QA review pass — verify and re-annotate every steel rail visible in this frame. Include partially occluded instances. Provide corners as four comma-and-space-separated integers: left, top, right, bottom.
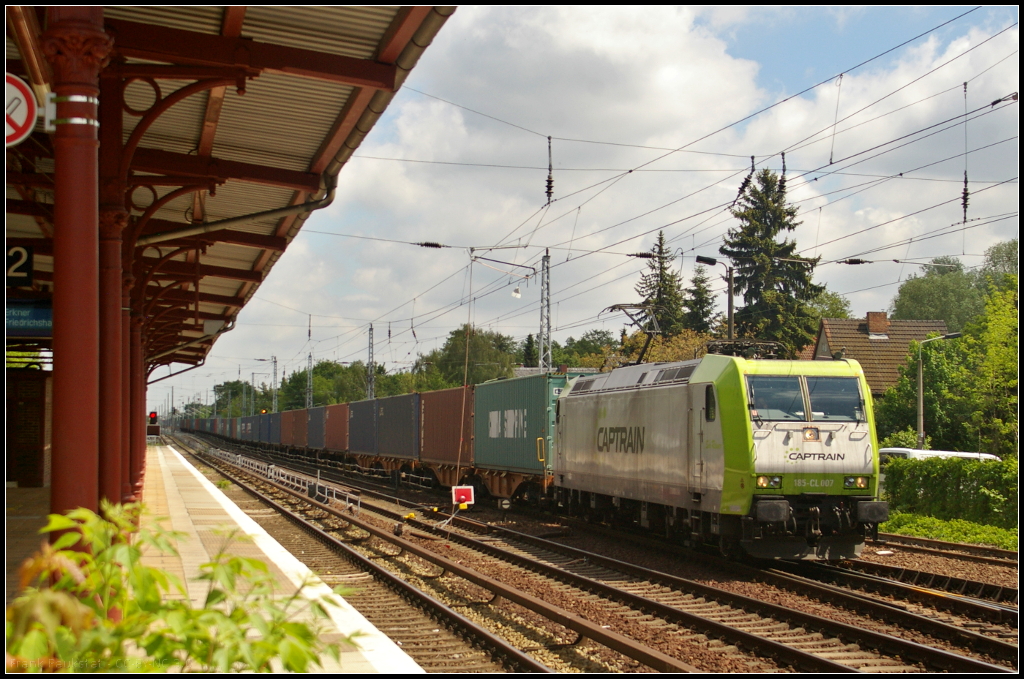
190, 444, 700, 673
836, 558, 1018, 604
873, 534, 1018, 566
785, 562, 1018, 627
467, 505, 1020, 666
178, 437, 1013, 672
408, 519, 1010, 674
171, 438, 551, 674
193, 441, 995, 673
754, 567, 1018, 665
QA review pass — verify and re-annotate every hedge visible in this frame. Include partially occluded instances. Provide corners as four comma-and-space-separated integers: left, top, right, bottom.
881, 457, 1017, 530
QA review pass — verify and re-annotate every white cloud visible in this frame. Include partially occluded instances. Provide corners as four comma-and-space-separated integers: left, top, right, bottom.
152, 9, 1018, 407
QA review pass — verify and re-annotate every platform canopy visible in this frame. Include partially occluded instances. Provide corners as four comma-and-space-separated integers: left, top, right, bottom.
6, 6, 454, 369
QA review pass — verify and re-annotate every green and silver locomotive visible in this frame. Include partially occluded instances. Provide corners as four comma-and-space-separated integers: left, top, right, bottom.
554, 354, 888, 560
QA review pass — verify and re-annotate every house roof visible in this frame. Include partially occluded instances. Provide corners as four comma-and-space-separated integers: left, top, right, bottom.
814, 317, 948, 394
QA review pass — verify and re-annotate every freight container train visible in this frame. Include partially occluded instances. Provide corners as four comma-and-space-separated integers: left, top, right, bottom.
181, 355, 887, 560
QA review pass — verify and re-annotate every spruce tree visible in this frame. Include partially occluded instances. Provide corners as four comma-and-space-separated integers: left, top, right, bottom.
634, 231, 685, 336
682, 264, 716, 334
719, 168, 822, 356
522, 334, 538, 367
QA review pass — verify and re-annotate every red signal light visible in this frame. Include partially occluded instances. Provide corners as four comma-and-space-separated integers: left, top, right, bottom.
148, 411, 158, 424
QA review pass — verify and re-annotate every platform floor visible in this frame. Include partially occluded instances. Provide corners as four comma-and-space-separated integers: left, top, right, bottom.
5, 444, 423, 674
6, 485, 50, 606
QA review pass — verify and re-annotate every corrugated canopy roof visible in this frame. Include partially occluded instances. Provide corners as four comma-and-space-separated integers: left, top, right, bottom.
6, 6, 454, 368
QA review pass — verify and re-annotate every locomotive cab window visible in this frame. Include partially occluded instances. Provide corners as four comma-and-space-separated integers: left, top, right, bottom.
746, 375, 803, 420
746, 374, 865, 423
806, 376, 864, 421
705, 384, 716, 421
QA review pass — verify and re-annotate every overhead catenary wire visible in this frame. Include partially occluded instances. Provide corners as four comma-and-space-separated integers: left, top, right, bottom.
214, 11, 1014, 373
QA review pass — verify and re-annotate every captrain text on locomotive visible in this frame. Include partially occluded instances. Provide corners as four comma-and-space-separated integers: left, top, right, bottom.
181, 354, 888, 560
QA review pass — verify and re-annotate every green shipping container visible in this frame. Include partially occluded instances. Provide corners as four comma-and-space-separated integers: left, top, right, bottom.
473, 373, 586, 474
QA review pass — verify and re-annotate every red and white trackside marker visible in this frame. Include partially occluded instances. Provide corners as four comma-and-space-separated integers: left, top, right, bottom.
6, 73, 37, 148
452, 485, 475, 506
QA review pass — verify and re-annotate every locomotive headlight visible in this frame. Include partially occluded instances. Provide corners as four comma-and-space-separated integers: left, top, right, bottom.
756, 475, 782, 489
844, 476, 870, 489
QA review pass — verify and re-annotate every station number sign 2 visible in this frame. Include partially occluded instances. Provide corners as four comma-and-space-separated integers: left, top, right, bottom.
7, 245, 33, 287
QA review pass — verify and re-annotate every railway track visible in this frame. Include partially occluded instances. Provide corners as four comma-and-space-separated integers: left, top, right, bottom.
872, 534, 1018, 567
831, 558, 1018, 606
777, 561, 1017, 627
172, 438, 541, 673
181, 437, 1011, 673
177, 438, 700, 673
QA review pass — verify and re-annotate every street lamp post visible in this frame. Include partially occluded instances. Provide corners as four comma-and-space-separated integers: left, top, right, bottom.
917, 332, 962, 448
695, 255, 733, 339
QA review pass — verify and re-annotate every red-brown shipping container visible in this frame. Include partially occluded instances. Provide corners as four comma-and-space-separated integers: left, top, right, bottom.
293, 408, 308, 448
280, 410, 298, 446
419, 386, 474, 466
324, 403, 349, 452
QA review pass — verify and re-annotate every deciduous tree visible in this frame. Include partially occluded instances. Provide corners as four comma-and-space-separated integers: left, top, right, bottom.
889, 256, 984, 333
806, 288, 852, 320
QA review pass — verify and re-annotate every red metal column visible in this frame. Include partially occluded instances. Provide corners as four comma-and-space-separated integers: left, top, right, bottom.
130, 307, 146, 498
42, 7, 112, 515
121, 272, 134, 502
98, 68, 126, 504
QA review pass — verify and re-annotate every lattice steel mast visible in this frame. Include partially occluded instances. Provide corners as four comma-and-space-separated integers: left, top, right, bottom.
539, 249, 551, 371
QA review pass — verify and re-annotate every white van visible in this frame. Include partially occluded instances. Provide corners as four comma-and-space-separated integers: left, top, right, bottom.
879, 448, 1001, 463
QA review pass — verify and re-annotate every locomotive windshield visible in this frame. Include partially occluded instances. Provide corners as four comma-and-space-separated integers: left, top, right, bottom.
746, 374, 865, 422
746, 376, 804, 420
806, 376, 864, 422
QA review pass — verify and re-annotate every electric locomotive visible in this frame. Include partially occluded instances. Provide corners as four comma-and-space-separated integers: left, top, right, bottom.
553, 354, 888, 560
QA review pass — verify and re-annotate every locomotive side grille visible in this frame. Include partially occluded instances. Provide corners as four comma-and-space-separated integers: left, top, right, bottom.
656, 365, 696, 383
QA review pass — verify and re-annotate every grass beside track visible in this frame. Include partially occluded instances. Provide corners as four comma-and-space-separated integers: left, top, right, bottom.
881, 512, 1018, 551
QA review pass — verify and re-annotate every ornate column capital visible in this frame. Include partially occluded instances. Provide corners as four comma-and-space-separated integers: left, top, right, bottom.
100, 209, 129, 239
41, 19, 113, 87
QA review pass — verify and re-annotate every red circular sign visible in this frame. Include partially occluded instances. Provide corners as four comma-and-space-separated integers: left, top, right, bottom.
6, 73, 38, 148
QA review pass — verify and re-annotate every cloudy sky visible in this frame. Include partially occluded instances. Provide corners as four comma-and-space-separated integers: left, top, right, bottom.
149, 6, 1019, 411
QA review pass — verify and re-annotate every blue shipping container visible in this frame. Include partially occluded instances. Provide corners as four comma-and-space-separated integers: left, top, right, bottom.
349, 400, 376, 455
307, 407, 326, 449
377, 393, 420, 460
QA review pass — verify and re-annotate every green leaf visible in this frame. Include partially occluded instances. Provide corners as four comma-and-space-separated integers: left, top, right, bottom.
204, 588, 227, 607
277, 637, 310, 673
15, 627, 52, 660
50, 531, 82, 550
41, 514, 77, 534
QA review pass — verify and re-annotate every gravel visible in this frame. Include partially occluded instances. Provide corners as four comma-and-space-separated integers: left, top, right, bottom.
858, 543, 1019, 590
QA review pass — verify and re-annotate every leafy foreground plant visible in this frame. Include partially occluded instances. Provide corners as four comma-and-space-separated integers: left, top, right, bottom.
6, 502, 356, 672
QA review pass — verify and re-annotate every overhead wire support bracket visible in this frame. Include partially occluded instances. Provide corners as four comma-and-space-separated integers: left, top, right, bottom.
603, 303, 661, 366
471, 255, 536, 279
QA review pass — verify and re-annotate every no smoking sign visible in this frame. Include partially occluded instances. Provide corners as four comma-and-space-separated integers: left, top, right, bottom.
6, 73, 37, 148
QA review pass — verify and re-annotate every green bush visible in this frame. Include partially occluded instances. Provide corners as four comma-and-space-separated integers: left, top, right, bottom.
882, 512, 1018, 550
879, 426, 930, 450
6, 502, 354, 672
882, 457, 1017, 529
